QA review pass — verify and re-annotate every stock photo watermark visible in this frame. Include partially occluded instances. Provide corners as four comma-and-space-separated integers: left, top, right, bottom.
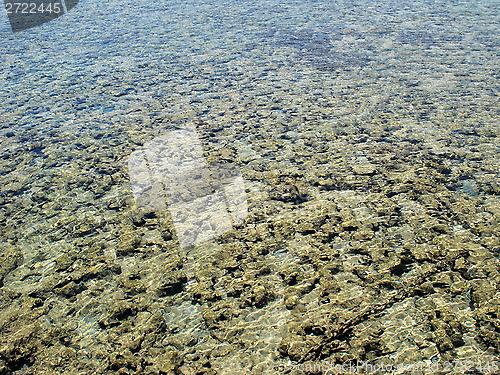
128, 127, 248, 248
281, 359, 500, 374
3, 0, 79, 32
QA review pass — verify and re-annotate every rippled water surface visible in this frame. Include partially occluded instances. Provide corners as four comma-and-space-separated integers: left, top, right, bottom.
0, 0, 499, 373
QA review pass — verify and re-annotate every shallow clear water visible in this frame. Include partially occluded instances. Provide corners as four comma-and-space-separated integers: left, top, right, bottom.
0, 0, 499, 373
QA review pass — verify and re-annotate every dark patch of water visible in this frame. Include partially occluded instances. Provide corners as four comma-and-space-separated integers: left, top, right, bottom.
268, 27, 373, 71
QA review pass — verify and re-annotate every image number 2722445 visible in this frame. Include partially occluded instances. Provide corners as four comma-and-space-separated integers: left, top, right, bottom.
3, 0, 79, 32
4, 2, 62, 14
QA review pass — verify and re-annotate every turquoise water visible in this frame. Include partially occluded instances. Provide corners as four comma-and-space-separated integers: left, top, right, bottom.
0, 0, 499, 373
